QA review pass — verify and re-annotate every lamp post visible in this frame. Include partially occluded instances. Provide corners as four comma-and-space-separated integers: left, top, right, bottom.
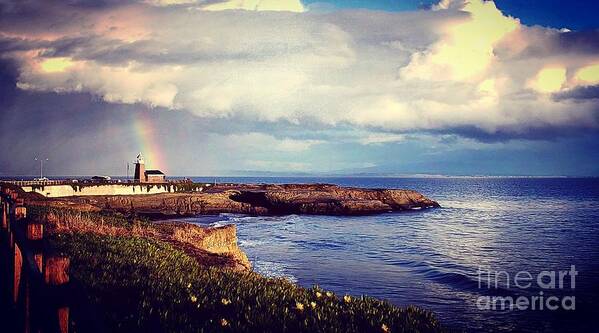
34, 157, 49, 179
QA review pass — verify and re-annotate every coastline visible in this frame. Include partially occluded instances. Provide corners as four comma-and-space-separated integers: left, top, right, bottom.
6, 182, 447, 332
20, 182, 440, 271
24, 183, 440, 217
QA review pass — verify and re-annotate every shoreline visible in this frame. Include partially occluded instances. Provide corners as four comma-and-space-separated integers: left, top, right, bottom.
6, 181, 449, 332
22, 182, 440, 217
8, 181, 442, 272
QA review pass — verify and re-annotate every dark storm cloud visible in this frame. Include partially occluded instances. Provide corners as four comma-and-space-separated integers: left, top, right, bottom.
0, 36, 51, 53
62, 0, 138, 8
0, 90, 130, 175
0, 57, 17, 108
429, 125, 599, 143
1, 0, 599, 177
0, 1, 92, 34
553, 85, 599, 101
0, 0, 133, 13
554, 30, 599, 54
0, 88, 216, 175
509, 28, 599, 59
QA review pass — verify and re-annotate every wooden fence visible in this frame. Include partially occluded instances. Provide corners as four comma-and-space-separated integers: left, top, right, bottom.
0, 186, 104, 333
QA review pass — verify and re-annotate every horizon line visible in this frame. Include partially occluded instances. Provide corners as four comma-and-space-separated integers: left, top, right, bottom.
1, 174, 598, 179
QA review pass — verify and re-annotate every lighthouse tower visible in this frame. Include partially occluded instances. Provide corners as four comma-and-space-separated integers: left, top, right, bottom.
134, 153, 146, 183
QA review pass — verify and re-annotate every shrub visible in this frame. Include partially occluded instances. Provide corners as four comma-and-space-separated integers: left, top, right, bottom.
49, 233, 446, 333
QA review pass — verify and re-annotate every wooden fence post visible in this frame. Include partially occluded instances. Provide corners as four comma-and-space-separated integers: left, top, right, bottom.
0, 188, 85, 333
1, 200, 7, 230
22, 220, 44, 333
16, 199, 26, 220
12, 205, 27, 306
27, 222, 44, 271
14, 243, 23, 304
0, 196, 9, 306
44, 256, 70, 333
5, 198, 17, 309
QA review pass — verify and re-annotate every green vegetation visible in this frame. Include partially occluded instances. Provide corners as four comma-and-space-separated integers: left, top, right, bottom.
29, 206, 149, 230
47, 232, 446, 333
27, 205, 446, 332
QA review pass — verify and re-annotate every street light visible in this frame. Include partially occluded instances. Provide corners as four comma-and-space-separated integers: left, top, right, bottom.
34, 157, 49, 179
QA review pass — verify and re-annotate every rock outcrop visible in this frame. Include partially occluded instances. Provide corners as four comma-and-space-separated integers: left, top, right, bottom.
42, 183, 439, 217
35, 205, 251, 270
23, 183, 439, 271
156, 223, 251, 270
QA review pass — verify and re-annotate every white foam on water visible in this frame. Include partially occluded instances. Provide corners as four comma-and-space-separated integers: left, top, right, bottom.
226, 215, 259, 223
239, 239, 265, 248
252, 260, 298, 283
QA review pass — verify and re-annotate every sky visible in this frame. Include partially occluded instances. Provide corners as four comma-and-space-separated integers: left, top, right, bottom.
0, 0, 598, 177
304, 1, 599, 30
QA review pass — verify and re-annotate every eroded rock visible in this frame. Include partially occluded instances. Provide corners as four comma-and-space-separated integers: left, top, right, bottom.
45, 183, 439, 217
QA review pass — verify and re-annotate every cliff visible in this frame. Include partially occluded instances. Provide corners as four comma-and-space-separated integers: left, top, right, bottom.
35, 206, 251, 270
19, 182, 439, 274
155, 222, 250, 270
36, 183, 439, 217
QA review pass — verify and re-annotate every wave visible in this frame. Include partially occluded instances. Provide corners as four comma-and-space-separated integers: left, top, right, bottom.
239, 239, 266, 248
252, 260, 298, 283
408, 263, 515, 296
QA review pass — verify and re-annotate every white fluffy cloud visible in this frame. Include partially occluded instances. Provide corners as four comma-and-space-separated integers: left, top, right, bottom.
4, 0, 599, 141
402, 0, 519, 81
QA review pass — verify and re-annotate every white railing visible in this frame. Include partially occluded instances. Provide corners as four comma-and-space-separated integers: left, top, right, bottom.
0, 180, 70, 187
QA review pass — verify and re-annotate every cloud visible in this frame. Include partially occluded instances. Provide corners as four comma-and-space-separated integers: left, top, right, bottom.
39, 57, 74, 73
143, 0, 305, 12
244, 160, 310, 171
575, 63, 599, 85
553, 85, 599, 101
218, 132, 323, 152
358, 133, 406, 145
1, 0, 599, 143
402, 0, 519, 81
203, 0, 305, 12
527, 66, 567, 93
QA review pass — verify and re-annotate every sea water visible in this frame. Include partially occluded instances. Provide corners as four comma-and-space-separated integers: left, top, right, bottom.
180, 177, 599, 332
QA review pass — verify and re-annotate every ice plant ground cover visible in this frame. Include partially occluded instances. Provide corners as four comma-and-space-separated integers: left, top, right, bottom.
35, 208, 446, 332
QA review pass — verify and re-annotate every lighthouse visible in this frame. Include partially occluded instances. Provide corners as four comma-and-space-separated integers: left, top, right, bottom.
134, 152, 146, 183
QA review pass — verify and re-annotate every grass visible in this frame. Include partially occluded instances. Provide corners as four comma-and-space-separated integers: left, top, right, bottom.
28, 206, 153, 236
49, 233, 446, 333
29, 206, 447, 332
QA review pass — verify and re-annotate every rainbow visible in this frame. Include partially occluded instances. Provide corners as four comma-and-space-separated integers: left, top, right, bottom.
132, 112, 167, 172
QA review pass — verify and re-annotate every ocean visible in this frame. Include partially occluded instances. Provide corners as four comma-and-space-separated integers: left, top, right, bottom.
179, 177, 599, 332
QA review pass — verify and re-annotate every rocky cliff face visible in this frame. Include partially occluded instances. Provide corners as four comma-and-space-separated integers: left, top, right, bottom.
34, 204, 251, 270
157, 223, 251, 270
24, 183, 439, 271
50, 183, 439, 217
242, 185, 440, 215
